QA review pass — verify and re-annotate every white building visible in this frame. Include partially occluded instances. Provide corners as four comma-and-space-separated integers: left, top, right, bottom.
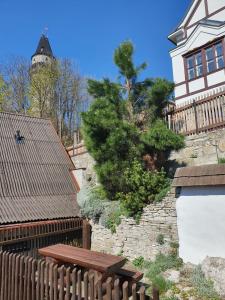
168, 0, 225, 106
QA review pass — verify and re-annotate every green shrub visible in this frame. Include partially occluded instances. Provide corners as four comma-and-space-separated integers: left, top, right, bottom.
156, 234, 165, 245
133, 256, 145, 269
116, 160, 170, 217
191, 266, 220, 300
218, 158, 225, 164
77, 185, 105, 222
151, 275, 173, 294
100, 201, 122, 233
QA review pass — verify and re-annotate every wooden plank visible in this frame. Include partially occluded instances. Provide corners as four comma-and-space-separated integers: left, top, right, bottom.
89, 274, 95, 300
39, 244, 126, 273
77, 270, 82, 300
45, 262, 49, 300
139, 286, 145, 300
1, 252, 6, 300
132, 283, 137, 300
59, 266, 64, 300
14, 255, 20, 300
97, 279, 103, 300
31, 259, 36, 300
84, 272, 88, 300
36, 260, 41, 300
26, 258, 32, 300
152, 287, 159, 300
18, 255, 24, 300
49, 263, 54, 300
71, 268, 77, 300
114, 279, 120, 300
53, 265, 58, 300
122, 281, 128, 300
10, 254, 16, 300
65, 267, 71, 300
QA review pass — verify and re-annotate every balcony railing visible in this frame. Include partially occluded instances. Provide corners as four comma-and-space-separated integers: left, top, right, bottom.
167, 88, 225, 135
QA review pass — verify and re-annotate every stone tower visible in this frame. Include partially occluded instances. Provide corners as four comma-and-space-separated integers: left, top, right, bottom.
31, 34, 55, 66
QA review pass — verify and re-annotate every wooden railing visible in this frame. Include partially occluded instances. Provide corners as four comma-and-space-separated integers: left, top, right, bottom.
0, 251, 160, 300
0, 218, 83, 257
167, 88, 225, 135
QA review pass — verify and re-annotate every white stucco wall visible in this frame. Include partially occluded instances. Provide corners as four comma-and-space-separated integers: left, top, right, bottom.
208, 0, 225, 15
177, 186, 225, 264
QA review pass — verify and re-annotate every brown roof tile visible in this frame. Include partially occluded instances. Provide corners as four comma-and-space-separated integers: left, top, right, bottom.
0, 112, 79, 224
173, 164, 225, 187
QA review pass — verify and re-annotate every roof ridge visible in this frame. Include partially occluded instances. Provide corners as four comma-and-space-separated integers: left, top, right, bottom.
0, 111, 51, 121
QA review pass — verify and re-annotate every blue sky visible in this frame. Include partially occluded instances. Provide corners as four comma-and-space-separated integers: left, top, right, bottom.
0, 0, 190, 81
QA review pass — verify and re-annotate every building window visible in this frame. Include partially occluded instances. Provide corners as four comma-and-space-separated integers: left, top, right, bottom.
215, 42, 224, 69
206, 46, 215, 73
185, 40, 225, 80
187, 52, 203, 80
206, 42, 224, 73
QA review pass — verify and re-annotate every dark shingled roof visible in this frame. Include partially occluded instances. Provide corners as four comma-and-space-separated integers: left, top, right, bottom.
0, 112, 79, 224
173, 164, 225, 187
32, 34, 54, 59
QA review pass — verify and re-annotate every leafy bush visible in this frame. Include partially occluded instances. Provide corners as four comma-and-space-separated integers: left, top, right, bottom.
218, 157, 225, 164
156, 234, 165, 245
100, 201, 122, 233
77, 185, 105, 222
191, 266, 220, 300
133, 256, 145, 269
116, 160, 170, 217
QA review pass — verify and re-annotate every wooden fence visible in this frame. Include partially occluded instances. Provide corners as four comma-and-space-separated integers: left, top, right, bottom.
0, 251, 160, 300
0, 218, 83, 257
167, 89, 225, 135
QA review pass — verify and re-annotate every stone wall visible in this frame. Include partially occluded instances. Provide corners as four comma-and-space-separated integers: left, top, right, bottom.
170, 128, 225, 167
91, 191, 178, 261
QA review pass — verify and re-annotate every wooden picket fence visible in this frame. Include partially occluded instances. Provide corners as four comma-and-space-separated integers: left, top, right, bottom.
167, 88, 225, 135
0, 251, 160, 300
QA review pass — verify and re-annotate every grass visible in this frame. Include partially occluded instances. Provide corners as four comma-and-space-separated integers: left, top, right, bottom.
191, 266, 220, 300
133, 253, 183, 295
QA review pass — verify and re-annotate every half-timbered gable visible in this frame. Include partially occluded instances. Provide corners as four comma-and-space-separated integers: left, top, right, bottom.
168, 0, 225, 106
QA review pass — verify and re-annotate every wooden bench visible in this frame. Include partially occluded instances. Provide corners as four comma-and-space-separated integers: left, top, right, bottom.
116, 266, 143, 283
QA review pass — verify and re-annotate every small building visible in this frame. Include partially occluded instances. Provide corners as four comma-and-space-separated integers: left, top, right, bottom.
173, 164, 225, 264
0, 112, 83, 256
168, 0, 225, 106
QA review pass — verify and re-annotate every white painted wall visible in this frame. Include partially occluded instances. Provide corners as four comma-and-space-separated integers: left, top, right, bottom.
175, 84, 187, 98
207, 69, 225, 87
177, 186, 225, 264
188, 0, 206, 27
208, 0, 225, 15
189, 77, 205, 93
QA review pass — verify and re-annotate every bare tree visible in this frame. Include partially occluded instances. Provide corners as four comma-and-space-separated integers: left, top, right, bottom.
0, 56, 30, 113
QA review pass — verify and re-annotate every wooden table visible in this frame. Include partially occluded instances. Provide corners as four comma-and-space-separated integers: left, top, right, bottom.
38, 244, 126, 275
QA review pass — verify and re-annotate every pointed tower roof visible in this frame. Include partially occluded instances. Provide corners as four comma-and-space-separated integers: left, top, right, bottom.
32, 34, 55, 59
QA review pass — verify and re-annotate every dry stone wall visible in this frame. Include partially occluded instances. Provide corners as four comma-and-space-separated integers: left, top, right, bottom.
170, 128, 225, 167
91, 192, 178, 261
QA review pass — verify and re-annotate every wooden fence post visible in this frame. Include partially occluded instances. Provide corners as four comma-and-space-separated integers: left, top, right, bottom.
193, 100, 199, 134
82, 220, 91, 250
152, 287, 159, 300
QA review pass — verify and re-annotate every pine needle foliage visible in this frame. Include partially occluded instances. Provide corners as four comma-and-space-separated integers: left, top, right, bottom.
82, 41, 184, 216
